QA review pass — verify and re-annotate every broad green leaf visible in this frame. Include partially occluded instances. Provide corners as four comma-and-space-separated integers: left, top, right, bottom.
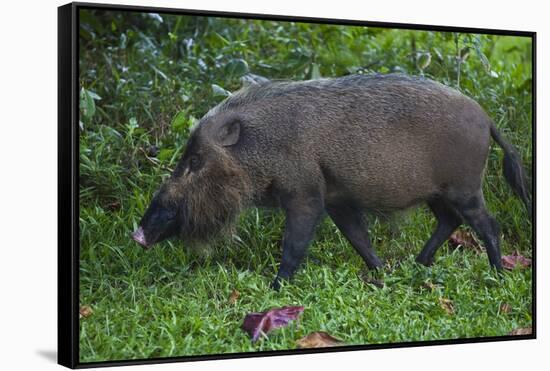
119, 33, 127, 49
241, 73, 270, 87
86, 90, 102, 100
474, 45, 491, 71
212, 84, 231, 97
158, 148, 175, 162
128, 117, 138, 129
224, 59, 249, 78
148, 13, 163, 23
125, 117, 138, 137
460, 47, 470, 62
310, 63, 322, 79
188, 115, 199, 131
417, 52, 431, 70
80, 88, 96, 120
171, 111, 188, 132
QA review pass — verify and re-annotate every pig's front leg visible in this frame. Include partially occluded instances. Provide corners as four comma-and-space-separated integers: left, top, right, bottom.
271, 196, 324, 290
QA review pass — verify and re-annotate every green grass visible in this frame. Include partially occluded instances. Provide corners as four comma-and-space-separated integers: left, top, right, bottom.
80, 207, 532, 362
78, 9, 533, 363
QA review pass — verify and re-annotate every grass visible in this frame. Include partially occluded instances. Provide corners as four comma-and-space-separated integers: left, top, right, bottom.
78, 9, 533, 363
80, 207, 532, 362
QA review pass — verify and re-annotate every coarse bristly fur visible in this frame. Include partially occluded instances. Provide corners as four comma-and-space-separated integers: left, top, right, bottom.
164, 145, 252, 247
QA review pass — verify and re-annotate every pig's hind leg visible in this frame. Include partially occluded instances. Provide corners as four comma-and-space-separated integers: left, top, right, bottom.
326, 204, 384, 269
416, 198, 462, 266
449, 191, 503, 269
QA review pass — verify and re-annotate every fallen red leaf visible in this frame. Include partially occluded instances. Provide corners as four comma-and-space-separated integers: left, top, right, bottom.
296, 331, 343, 348
509, 327, 532, 336
242, 306, 304, 342
502, 252, 531, 270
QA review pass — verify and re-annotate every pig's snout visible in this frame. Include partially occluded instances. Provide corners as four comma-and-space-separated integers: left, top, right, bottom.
132, 226, 150, 249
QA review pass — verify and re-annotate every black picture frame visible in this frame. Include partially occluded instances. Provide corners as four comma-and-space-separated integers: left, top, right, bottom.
58, 2, 536, 368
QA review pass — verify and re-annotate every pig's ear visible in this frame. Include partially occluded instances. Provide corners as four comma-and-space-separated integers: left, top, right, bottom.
217, 119, 240, 146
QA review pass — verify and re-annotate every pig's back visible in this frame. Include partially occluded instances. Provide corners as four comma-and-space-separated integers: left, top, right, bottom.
308, 75, 491, 210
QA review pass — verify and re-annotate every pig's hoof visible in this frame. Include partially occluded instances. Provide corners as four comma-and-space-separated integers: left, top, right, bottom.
270, 277, 283, 291
490, 261, 504, 273
368, 261, 384, 270
415, 256, 434, 267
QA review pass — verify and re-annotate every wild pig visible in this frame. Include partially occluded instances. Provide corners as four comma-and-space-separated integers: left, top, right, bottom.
132, 74, 531, 289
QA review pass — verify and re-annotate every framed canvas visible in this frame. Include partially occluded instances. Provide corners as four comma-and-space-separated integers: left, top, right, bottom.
58, 2, 536, 368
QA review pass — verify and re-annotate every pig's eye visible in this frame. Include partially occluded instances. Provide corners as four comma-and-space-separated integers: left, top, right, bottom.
189, 154, 201, 171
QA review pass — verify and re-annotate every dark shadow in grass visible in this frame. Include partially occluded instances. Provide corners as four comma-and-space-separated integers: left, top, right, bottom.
36, 349, 57, 363
181, 242, 281, 274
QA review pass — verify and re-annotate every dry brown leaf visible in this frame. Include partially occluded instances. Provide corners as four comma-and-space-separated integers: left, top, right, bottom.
296, 331, 344, 348
79, 305, 93, 319
359, 271, 384, 288
229, 289, 240, 305
509, 327, 532, 336
448, 230, 481, 251
422, 280, 442, 291
439, 298, 454, 315
423, 281, 436, 290
500, 303, 512, 314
